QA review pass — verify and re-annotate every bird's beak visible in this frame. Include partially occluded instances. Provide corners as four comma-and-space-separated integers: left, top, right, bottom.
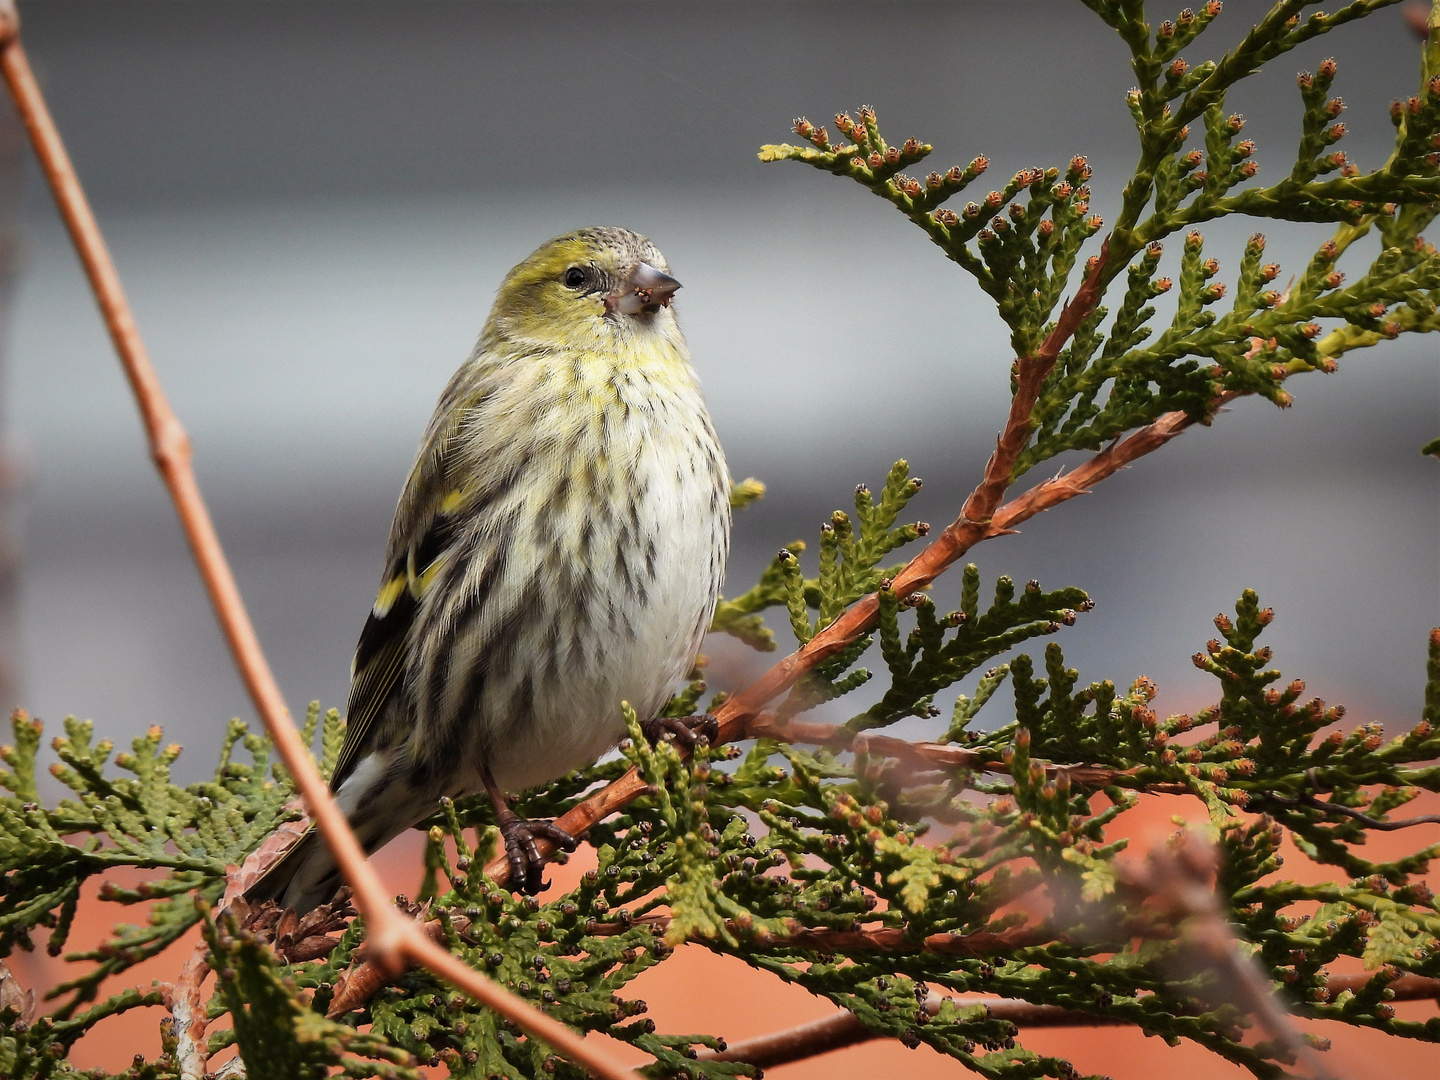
608, 262, 681, 316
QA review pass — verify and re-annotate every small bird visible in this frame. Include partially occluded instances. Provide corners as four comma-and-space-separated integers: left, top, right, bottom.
248, 227, 731, 911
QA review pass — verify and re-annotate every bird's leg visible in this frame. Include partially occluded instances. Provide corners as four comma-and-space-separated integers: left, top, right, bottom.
480, 763, 577, 895
640, 714, 719, 753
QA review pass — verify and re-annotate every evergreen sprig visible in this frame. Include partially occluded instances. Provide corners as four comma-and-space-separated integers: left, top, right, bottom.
711, 459, 928, 651
763, 1, 1440, 484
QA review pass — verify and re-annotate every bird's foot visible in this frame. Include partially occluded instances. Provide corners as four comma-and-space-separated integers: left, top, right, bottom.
641, 714, 719, 753
498, 812, 577, 895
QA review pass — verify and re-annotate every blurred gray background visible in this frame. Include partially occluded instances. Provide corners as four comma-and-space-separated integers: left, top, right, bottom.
4, 0, 1435, 784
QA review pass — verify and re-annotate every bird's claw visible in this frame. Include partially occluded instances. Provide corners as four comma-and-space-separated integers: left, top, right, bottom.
499, 815, 577, 895
640, 714, 719, 753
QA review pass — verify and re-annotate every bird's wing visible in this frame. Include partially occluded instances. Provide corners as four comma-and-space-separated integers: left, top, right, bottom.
329, 405, 471, 794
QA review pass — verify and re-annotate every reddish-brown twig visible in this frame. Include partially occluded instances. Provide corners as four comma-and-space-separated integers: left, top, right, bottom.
700, 994, 1130, 1069
161, 943, 212, 1080
960, 238, 1113, 525
326, 913, 1050, 1017
1265, 790, 1440, 831
700, 974, 1440, 1070
749, 714, 1191, 792
1119, 834, 1341, 1080
0, 8, 638, 1077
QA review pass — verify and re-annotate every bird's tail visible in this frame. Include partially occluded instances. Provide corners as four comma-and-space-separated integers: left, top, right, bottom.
243, 827, 344, 914
243, 749, 440, 913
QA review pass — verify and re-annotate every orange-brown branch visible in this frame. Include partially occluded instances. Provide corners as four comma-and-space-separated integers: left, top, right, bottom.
327, 915, 1050, 1017
0, 8, 638, 1078
700, 974, 1440, 1070
748, 714, 1190, 791
161, 944, 212, 1080
961, 238, 1111, 525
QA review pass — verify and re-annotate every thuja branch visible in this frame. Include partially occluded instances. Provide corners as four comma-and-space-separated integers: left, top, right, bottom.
327, 916, 1054, 1019
747, 713, 1189, 793
962, 240, 1112, 522
702, 975, 1440, 1072
0, 7, 639, 1078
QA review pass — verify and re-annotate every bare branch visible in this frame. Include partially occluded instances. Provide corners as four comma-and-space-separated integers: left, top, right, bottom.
161, 943, 212, 1080
1118, 834, 1339, 1080
699, 994, 1131, 1070
750, 714, 1190, 792
1266, 790, 1440, 831
961, 238, 1113, 524
327, 912, 1052, 1018
700, 974, 1440, 1071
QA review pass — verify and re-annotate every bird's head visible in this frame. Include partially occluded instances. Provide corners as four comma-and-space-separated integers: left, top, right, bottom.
485, 227, 683, 351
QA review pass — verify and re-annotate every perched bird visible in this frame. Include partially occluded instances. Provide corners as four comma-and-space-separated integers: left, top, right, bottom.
247, 227, 731, 912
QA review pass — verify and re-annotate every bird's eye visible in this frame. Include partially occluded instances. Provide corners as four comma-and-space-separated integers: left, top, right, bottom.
562, 267, 586, 289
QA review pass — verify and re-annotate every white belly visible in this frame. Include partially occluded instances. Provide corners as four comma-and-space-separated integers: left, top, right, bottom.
479, 395, 728, 793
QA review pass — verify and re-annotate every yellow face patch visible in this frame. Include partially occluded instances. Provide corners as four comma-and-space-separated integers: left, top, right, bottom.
485, 230, 675, 353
